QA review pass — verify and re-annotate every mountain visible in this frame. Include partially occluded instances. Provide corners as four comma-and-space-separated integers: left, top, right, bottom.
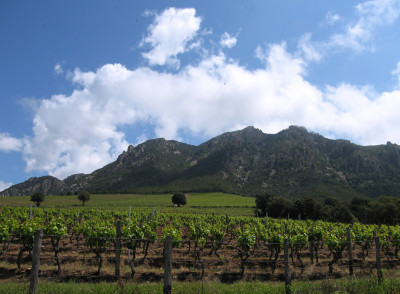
2, 126, 400, 200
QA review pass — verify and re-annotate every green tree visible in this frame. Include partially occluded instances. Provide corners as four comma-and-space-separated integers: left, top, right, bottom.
256, 194, 293, 218
267, 196, 294, 218
367, 195, 400, 225
78, 190, 90, 206
30, 192, 45, 207
323, 196, 355, 223
172, 193, 187, 207
350, 197, 370, 223
255, 193, 274, 216
294, 196, 323, 220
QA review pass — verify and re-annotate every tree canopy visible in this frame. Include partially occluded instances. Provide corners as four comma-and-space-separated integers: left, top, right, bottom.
172, 193, 187, 207
31, 192, 45, 207
78, 190, 91, 206
255, 193, 400, 225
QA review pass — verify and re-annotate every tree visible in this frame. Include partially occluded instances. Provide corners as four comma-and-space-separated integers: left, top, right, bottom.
367, 195, 400, 225
267, 196, 294, 218
255, 194, 293, 218
350, 197, 370, 223
172, 193, 187, 207
78, 190, 90, 206
322, 196, 355, 223
255, 193, 274, 216
294, 196, 323, 220
31, 192, 45, 207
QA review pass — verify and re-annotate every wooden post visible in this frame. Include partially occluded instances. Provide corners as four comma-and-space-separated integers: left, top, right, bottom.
346, 227, 353, 276
375, 233, 383, 283
309, 228, 314, 264
284, 238, 291, 294
115, 221, 122, 279
128, 205, 131, 259
163, 235, 173, 294
29, 230, 43, 294
44, 211, 48, 226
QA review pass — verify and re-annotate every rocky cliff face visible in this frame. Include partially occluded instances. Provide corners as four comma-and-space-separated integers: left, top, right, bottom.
2, 126, 400, 199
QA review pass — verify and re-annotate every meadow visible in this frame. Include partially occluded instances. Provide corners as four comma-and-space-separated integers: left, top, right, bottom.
0, 192, 256, 217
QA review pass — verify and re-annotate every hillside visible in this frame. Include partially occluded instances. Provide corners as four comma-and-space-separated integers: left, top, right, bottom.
2, 126, 400, 199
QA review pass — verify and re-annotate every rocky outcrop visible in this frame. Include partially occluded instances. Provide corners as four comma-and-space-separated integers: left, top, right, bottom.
1, 176, 66, 196
2, 126, 400, 199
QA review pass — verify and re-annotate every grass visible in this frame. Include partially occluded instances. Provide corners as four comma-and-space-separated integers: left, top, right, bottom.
0, 192, 256, 217
2, 277, 400, 293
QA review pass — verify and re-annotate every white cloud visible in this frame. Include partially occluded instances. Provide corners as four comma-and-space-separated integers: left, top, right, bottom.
0, 180, 12, 192
141, 7, 201, 68
0, 133, 23, 152
297, 34, 322, 63
298, 0, 400, 62
14, 5, 400, 181
392, 61, 400, 87
329, 0, 400, 52
22, 40, 400, 180
325, 11, 341, 26
54, 63, 64, 75
220, 32, 237, 48
319, 84, 400, 144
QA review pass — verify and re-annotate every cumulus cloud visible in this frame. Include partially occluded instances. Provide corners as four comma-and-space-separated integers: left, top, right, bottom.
141, 7, 201, 68
22, 40, 400, 179
0, 180, 12, 192
0, 133, 23, 152
220, 32, 237, 48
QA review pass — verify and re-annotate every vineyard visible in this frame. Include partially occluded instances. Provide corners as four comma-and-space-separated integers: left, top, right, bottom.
1, 205, 400, 290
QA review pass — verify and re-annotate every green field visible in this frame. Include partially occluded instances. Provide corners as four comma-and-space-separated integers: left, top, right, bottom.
0, 192, 256, 217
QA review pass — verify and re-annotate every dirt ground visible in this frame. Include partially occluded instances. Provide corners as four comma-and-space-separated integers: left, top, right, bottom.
1, 233, 398, 284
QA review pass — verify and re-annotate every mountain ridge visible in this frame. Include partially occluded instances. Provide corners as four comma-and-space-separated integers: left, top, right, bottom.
2, 125, 400, 199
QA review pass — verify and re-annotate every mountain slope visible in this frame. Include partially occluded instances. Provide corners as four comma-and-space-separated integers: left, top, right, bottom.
2, 126, 400, 199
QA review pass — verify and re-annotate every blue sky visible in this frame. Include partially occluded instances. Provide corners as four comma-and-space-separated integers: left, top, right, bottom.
1, 0, 400, 191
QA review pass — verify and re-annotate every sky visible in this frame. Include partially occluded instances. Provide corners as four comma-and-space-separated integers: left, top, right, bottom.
1, 0, 400, 191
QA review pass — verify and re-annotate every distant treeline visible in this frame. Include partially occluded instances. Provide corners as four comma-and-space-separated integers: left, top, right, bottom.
256, 194, 400, 225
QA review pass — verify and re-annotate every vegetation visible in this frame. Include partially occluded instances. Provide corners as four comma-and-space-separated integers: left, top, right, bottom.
172, 192, 187, 207
4, 126, 400, 201
2, 193, 400, 292
30, 192, 45, 207
0, 192, 256, 217
2, 205, 400, 287
77, 190, 90, 206
2, 278, 400, 294
256, 194, 400, 225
